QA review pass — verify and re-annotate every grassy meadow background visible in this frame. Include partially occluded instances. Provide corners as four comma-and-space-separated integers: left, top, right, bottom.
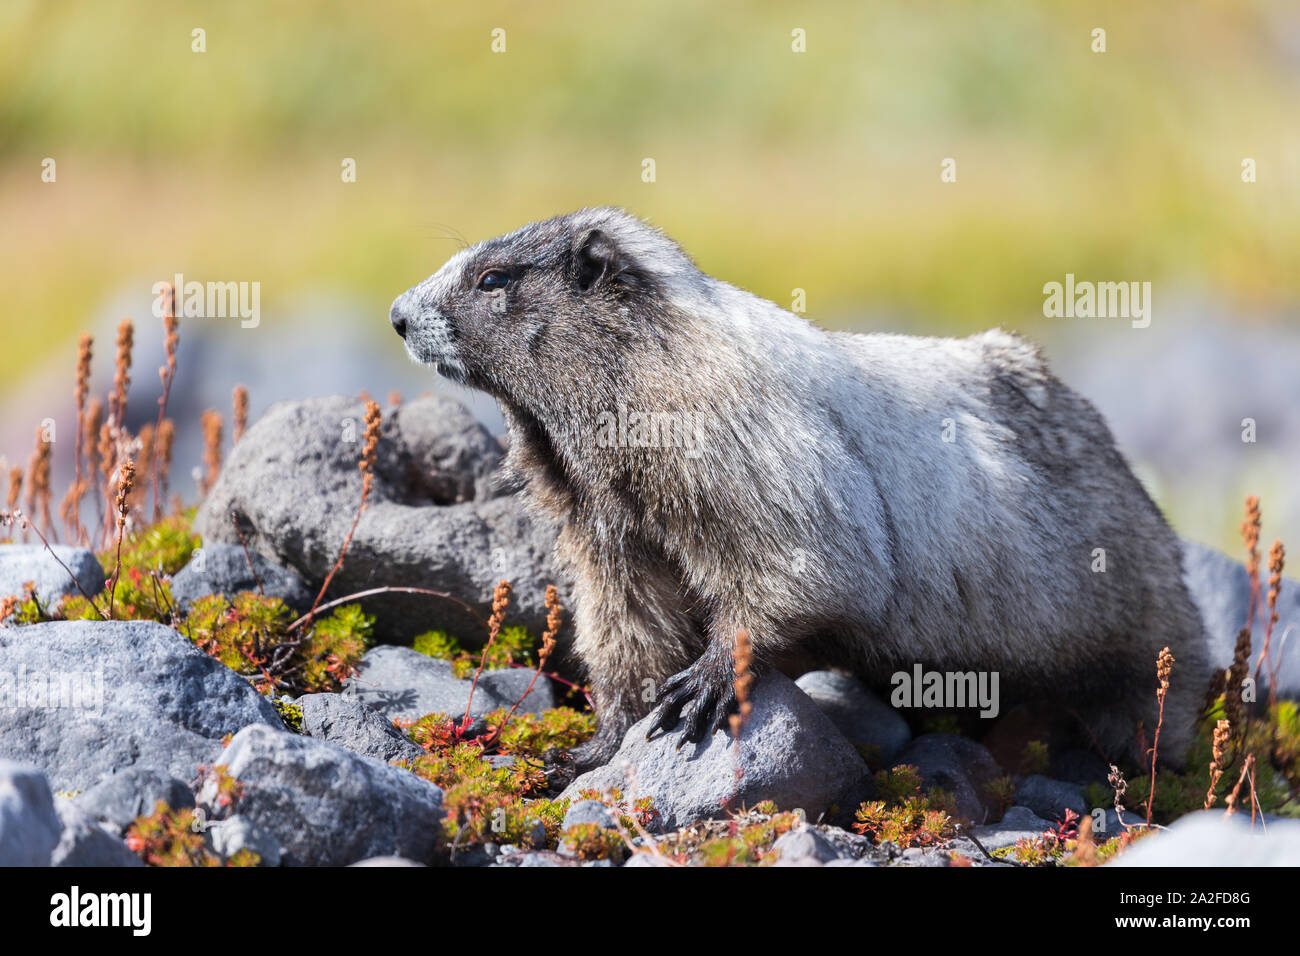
1, 0, 1298, 552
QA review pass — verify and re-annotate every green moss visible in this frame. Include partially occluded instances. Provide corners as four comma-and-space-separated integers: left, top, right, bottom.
271, 696, 304, 733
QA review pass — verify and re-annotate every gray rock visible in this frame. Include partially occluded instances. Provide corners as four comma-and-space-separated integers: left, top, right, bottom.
74, 767, 195, 833
770, 827, 845, 866
824, 855, 881, 867
349, 856, 427, 867
0, 620, 283, 792
478, 665, 557, 714
560, 672, 868, 830
296, 692, 425, 764
344, 645, 552, 724
562, 799, 618, 831
969, 805, 1054, 850
0, 761, 61, 866
193, 395, 564, 644
510, 851, 577, 867
170, 543, 313, 615
1182, 539, 1300, 701
795, 670, 911, 763
206, 815, 281, 866
50, 800, 142, 867
817, 825, 886, 863
200, 724, 444, 866
623, 851, 674, 867
1012, 775, 1087, 825
1110, 810, 1300, 866
0, 544, 105, 615
893, 734, 1004, 824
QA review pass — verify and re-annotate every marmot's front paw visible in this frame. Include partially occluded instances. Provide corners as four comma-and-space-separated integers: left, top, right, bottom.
645, 656, 741, 750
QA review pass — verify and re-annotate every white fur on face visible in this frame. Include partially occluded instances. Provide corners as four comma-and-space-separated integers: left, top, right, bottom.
392, 246, 477, 381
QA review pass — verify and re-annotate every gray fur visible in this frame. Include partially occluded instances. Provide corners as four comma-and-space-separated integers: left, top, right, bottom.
390, 207, 1212, 772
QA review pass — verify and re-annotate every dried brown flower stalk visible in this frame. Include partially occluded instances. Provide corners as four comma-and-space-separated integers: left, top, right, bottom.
232, 385, 249, 443
1108, 764, 1137, 830
200, 410, 223, 496
729, 629, 755, 737
1204, 719, 1231, 809
1241, 495, 1262, 630
485, 584, 563, 746
106, 458, 135, 618
1146, 646, 1175, 826
25, 426, 54, 543
109, 318, 134, 430
301, 401, 383, 629
68, 333, 93, 542
1256, 540, 1285, 709
6, 467, 22, 513
461, 579, 514, 734
152, 286, 179, 520
1223, 753, 1256, 819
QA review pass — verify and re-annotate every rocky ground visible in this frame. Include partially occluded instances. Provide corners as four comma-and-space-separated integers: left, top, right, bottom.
2, 394, 1298, 867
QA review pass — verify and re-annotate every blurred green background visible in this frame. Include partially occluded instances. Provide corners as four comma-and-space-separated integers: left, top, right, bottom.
2, 0, 1298, 551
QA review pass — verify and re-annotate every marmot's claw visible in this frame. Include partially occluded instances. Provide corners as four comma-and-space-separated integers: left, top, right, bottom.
646, 657, 740, 750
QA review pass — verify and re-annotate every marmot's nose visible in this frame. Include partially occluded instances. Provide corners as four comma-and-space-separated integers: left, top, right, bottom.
389, 297, 410, 339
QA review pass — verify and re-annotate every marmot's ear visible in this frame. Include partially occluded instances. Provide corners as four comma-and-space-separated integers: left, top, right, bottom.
574, 228, 625, 292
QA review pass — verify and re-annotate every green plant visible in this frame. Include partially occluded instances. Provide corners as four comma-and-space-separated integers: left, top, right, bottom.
182, 592, 371, 695
560, 822, 625, 861
853, 765, 957, 846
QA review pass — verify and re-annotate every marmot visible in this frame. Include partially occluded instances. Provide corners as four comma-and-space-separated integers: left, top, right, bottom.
390, 207, 1212, 777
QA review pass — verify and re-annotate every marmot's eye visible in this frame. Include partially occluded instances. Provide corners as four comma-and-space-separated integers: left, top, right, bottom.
477, 270, 510, 292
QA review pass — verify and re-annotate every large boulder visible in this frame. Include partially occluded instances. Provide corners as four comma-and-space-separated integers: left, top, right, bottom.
0, 620, 283, 792
199, 724, 445, 866
0, 544, 105, 615
1182, 539, 1300, 701
193, 395, 564, 645
560, 673, 868, 830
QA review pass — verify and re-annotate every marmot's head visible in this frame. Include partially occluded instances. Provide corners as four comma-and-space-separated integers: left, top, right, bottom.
390, 208, 703, 409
